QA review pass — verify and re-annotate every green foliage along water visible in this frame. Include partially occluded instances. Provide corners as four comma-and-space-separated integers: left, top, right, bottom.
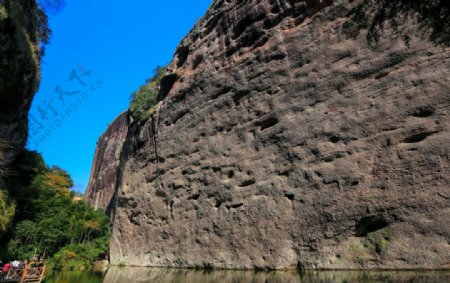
0, 190, 14, 234
129, 66, 167, 123
0, 150, 109, 271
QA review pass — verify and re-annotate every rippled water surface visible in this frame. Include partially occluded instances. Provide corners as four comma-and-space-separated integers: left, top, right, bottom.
44, 268, 450, 283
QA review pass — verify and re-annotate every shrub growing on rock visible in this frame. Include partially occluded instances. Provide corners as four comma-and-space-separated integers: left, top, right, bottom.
129, 66, 167, 123
343, 0, 450, 47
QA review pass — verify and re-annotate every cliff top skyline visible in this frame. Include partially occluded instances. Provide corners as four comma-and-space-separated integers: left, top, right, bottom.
27, 0, 213, 193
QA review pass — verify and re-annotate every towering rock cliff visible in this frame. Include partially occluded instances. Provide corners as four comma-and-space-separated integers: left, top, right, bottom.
0, 0, 44, 172
90, 0, 450, 269
86, 111, 130, 211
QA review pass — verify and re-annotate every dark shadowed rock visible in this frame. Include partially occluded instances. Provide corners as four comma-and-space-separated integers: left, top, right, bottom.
0, 0, 43, 177
86, 111, 130, 212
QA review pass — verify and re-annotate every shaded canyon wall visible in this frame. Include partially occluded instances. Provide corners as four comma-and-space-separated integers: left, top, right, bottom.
0, 0, 43, 173
86, 111, 130, 212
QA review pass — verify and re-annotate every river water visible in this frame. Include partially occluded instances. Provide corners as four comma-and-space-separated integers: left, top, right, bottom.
44, 268, 450, 283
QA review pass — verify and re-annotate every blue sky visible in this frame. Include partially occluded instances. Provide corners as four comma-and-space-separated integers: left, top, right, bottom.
27, 0, 213, 193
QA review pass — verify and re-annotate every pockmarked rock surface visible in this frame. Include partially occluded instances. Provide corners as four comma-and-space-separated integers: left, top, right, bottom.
86, 111, 130, 211
90, 0, 450, 269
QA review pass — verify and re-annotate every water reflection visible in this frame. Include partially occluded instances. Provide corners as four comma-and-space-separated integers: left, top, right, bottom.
45, 270, 103, 283
103, 267, 450, 283
45, 268, 450, 283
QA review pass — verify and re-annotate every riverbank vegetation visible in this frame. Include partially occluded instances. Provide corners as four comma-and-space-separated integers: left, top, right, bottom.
0, 140, 14, 237
0, 150, 109, 271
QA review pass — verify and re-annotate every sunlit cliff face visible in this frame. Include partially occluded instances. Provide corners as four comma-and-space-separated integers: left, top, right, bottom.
86, 0, 450, 269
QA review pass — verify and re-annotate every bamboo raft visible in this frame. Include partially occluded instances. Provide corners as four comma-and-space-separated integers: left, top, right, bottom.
0, 266, 46, 283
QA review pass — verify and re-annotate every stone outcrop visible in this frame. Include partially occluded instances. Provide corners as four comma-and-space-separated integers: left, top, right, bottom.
86, 111, 130, 211
0, 0, 43, 173
91, 0, 450, 269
